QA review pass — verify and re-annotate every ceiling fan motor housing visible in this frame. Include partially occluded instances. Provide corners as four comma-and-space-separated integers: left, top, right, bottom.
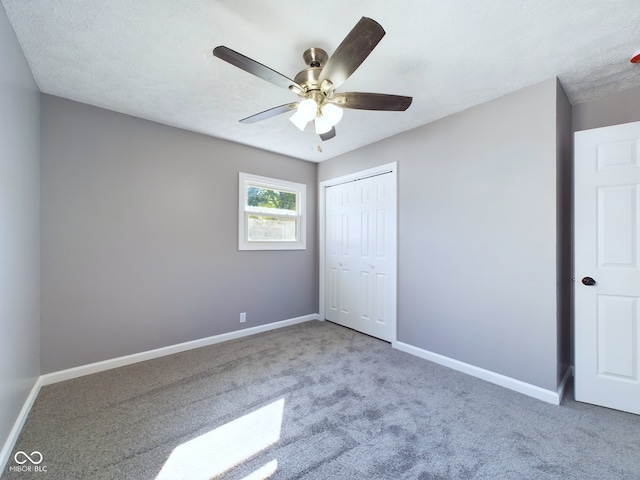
294, 48, 335, 105
294, 66, 322, 90
295, 49, 328, 90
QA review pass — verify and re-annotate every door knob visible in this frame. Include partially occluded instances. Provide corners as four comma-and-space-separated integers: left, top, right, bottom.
581, 277, 596, 286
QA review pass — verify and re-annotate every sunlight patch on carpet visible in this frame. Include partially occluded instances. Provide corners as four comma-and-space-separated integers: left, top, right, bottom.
240, 459, 278, 480
156, 399, 284, 479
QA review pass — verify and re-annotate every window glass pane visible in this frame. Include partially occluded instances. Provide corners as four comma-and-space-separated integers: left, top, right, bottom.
247, 186, 296, 212
247, 215, 297, 242
239, 172, 305, 250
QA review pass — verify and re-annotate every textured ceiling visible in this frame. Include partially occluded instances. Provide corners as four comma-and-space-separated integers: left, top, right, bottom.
3, 0, 640, 162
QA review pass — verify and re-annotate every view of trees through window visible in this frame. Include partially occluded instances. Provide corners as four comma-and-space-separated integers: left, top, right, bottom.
239, 172, 306, 250
247, 186, 296, 212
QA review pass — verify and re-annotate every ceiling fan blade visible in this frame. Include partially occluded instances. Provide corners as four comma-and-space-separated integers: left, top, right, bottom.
318, 17, 385, 90
331, 92, 412, 111
240, 103, 298, 124
319, 127, 336, 141
213, 46, 302, 91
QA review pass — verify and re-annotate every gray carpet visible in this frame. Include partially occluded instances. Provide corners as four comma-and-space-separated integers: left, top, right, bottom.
3, 320, 639, 479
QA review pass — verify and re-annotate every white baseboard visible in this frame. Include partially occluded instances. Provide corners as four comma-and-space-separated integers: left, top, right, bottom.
394, 341, 564, 405
2, 314, 317, 472
1, 316, 566, 474
0, 377, 43, 473
41, 314, 318, 386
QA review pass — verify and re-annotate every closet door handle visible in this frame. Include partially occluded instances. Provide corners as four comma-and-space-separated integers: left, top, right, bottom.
581, 277, 596, 286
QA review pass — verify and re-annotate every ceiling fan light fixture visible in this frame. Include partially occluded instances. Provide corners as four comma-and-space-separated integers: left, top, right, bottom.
289, 110, 308, 131
297, 98, 318, 121
321, 103, 343, 127
314, 116, 333, 134
290, 98, 318, 131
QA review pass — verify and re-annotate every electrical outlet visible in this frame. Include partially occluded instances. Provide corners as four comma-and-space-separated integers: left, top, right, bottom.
240, 312, 246, 323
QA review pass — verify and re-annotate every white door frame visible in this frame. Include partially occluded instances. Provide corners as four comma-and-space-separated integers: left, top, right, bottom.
574, 122, 640, 415
318, 162, 398, 346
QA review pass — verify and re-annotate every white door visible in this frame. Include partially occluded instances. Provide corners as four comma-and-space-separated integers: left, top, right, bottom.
574, 121, 640, 415
325, 172, 396, 342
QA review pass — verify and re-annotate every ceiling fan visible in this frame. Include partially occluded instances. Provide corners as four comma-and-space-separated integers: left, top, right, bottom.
213, 17, 412, 141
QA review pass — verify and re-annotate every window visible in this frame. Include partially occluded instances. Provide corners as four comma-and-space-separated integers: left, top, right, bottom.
239, 173, 306, 250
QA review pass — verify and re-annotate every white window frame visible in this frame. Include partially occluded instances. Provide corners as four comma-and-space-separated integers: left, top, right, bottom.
239, 172, 306, 251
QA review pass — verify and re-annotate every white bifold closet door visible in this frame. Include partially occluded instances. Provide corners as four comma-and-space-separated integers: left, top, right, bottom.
325, 172, 396, 342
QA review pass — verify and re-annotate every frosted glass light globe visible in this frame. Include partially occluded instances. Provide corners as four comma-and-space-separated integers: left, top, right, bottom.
314, 116, 332, 134
322, 103, 343, 126
290, 111, 308, 131
297, 99, 318, 121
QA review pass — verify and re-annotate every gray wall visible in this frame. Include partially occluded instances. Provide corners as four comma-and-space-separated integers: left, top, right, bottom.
40, 95, 318, 373
0, 4, 40, 452
573, 84, 640, 131
319, 78, 568, 391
